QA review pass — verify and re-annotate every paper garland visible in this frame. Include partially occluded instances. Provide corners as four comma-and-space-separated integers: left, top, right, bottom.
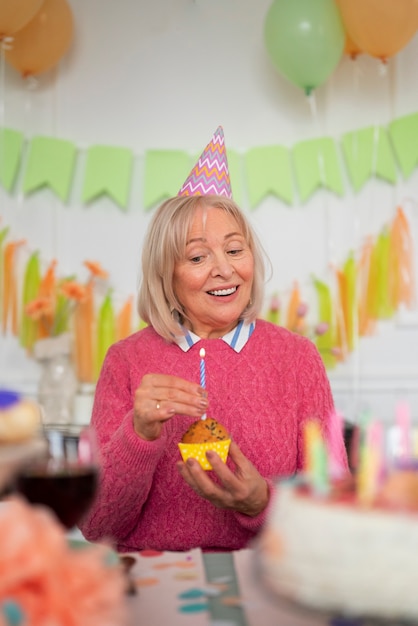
23, 136, 77, 201
0, 111, 417, 210
341, 126, 397, 191
82, 145, 134, 209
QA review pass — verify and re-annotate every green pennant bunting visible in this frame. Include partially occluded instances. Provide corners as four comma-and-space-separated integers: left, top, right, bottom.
341, 127, 397, 192
2, 110, 418, 210
245, 145, 293, 208
226, 149, 242, 207
23, 136, 77, 201
0, 127, 24, 192
389, 112, 418, 179
143, 150, 191, 210
82, 145, 133, 210
292, 138, 344, 202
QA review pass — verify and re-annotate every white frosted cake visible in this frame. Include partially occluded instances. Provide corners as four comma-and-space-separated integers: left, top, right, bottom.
257, 474, 418, 621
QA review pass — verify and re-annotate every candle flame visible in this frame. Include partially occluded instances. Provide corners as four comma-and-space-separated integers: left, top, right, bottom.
199, 348, 205, 358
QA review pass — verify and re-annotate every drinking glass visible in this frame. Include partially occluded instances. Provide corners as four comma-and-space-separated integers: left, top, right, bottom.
14, 426, 99, 530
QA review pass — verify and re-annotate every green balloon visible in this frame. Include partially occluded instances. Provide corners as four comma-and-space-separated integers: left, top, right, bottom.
264, 0, 345, 95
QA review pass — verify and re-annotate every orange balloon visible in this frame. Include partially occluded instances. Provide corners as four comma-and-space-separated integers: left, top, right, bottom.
0, 0, 44, 37
4, 0, 74, 77
344, 34, 362, 60
337, 0, 418, 62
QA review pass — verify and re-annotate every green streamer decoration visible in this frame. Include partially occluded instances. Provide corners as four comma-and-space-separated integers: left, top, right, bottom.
341, 126, 397, 192
245, 145, 293, 208
375, 227, 394, 319
389, 112, 418, 178
292, 138, 344, 202
19, 251, 41, 352
0, 128, 24, 192
313, 277, 337, 369
23, 136, 77, 201
343, 252, 357, 352
96, 290, 116, 378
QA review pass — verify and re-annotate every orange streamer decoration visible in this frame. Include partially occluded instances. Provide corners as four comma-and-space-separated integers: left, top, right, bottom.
389, 206, 416, 310
37, 259, 57, 339
357, 237, 376, 337
2, 239, 26, 335
286, 281, 305, 334
74, 281, 95, 384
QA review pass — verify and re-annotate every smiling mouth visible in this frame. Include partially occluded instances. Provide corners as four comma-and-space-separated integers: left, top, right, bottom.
207, 287, 238, 296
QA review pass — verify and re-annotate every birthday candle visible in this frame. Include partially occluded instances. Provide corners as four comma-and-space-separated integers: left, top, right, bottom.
396, 401, 411, 459
357, 419, 383, 505
199, 347, 206, 420
303, 419, 329, 495
328, 409, 344, 479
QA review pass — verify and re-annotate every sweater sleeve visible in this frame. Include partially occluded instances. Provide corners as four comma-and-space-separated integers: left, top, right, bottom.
78, 343, 167, 544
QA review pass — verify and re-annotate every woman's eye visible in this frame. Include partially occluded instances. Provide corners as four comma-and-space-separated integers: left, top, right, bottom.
190, 255, 203, 263
228, 248, 243, 256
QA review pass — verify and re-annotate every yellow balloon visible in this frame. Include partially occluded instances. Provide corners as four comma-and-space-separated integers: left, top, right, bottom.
337, 0, 418, 62
0, 0, 44, 38
4, 0, 74, 77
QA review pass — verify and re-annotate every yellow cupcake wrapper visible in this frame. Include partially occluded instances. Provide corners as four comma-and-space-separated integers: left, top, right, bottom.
178, 439, 231, 470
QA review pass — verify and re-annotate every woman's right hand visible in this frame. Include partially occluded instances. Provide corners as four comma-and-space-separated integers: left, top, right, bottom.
133, 373, 208, 441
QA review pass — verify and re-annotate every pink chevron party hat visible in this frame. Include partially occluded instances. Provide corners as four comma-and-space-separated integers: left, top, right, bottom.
178, 126, 232, 198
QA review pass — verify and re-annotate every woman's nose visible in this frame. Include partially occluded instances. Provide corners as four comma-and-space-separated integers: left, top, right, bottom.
210, 253, 234, 277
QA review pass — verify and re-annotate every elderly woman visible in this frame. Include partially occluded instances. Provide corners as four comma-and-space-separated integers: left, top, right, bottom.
79, 192, 348, 553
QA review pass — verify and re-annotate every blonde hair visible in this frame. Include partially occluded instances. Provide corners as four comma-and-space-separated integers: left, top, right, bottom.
137, 195, 268, 341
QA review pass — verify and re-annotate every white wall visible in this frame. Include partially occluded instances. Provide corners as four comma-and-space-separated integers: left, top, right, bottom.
1, 0, 418, 423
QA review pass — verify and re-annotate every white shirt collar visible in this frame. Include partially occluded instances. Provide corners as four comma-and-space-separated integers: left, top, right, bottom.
175, 319, 256, 353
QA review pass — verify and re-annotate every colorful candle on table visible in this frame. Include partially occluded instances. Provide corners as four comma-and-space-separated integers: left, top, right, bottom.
199, 347, 206, 420
303, 419, 329, 495
396, 401, 411, 459
357, 419, 383, 504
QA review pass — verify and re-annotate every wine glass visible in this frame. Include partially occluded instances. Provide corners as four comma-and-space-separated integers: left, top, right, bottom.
13, 426, 99, 531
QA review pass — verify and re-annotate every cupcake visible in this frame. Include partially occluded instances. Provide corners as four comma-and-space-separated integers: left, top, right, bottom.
178, 418, 231, 470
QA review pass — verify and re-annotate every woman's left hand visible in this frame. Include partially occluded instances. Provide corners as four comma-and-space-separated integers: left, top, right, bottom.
176, 441, 269, 517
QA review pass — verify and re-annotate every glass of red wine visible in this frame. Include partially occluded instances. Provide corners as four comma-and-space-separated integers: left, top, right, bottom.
14, 426, 99, 530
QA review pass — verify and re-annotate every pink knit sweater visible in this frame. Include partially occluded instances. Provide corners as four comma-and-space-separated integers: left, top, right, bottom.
79, 320, 348, 552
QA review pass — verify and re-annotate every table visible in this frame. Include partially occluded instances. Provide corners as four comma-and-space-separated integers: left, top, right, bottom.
124, 547, 416, 626
124, 547, 332, 626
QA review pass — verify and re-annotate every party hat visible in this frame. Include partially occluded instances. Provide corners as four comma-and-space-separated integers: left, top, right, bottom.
178, 126, 232, 198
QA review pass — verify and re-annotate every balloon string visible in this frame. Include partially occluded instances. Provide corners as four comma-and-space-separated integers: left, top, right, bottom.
51, 64, 59, 260
306, 92, 333, 274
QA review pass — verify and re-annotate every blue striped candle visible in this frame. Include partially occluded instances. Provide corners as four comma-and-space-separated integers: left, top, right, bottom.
199, 347, 206, 420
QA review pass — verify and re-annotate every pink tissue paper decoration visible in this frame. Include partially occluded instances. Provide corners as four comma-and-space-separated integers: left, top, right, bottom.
0, 497, 127, 626
178, 126, 232, 198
